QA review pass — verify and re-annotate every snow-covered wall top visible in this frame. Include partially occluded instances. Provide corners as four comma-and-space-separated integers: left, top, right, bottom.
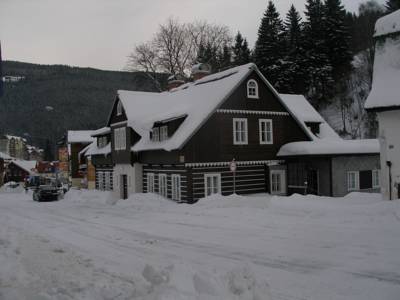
374, 9, 400, 37
365, 27, 400, 109
67, 131, 95, 144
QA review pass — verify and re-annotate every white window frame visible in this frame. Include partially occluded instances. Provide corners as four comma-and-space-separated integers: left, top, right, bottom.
259, 119, 273, 144
116, 101, 123, 116
147, 173, 155, 193
171, 174, 181, 201
233, 118, 248, 145
247, 79, 259, 99
347, 171, 360, 191
152, 127, 159, 142
204, 173, 221, 197
270, 170, 286, 195
160, 126, 168, 141
158, 174, 167, 198
372, 170, 380, 189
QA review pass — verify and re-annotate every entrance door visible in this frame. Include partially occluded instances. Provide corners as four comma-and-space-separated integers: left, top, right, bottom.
204, 174, 221, 197
120, 175, 128, 199
307, 169, 319, 195
270, 170, 286, 195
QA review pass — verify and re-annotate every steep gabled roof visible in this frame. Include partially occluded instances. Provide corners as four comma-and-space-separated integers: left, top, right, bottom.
114, 63, 314, 153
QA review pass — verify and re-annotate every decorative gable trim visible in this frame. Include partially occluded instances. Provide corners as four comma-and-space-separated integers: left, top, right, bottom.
216, 109, 289, 116
185, 160, 283, 168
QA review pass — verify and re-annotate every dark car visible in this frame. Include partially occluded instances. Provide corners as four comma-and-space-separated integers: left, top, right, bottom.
33, 185, 62, 202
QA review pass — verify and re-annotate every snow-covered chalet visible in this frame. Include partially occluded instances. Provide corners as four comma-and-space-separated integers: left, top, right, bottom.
85, 63, 380, 202
365, 9, 400, 200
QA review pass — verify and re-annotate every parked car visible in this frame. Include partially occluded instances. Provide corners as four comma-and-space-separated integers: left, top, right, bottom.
33, 184, 63, 202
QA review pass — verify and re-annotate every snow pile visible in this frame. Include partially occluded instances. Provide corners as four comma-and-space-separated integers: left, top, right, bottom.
365, 30, 400, 109
374, 9, 400, 37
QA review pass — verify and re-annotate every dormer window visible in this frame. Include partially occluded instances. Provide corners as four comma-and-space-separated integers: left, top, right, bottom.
247, 79, 259, 99
151, 126, 168, 142
152, 127, 159, 142
116, 101, 123, 116
160, 126, 168, 141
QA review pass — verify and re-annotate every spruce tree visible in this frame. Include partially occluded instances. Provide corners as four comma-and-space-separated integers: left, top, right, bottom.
303, 0, 334, 106
233, 32, 251, 66
217, 44, 232, 70
254, 1, 285, 89
324, 0, 352, 82
386, 0, 400, 12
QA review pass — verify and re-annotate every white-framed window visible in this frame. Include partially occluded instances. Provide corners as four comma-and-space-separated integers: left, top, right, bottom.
204, 173, 221, 197
114, 127, 126, 150
270, 170, 286, 194
259, 119, 273, 144
347, 171, 360, 191
171, 174, 181, 201
105, 171, 111, 190
147, 173, 155, 193
97, 171, 104, 190
116, 101, 123, 116
233, 118, 248, 145
152, 127, 159, 142
160, 126, 168, 141
247, 79, 259, 99
372, 170, 380, 189
158, 174, 167, 197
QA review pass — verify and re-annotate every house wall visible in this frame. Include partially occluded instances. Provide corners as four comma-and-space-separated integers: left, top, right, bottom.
0, 158, 4, 186
378, 110, 400, 200
5, 163, 29, 183
113, 163, 142, 199
331, 154, 381, 197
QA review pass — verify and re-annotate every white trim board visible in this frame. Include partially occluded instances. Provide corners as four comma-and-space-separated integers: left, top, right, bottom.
216, 109, 289, 116
186, 160, 283, 168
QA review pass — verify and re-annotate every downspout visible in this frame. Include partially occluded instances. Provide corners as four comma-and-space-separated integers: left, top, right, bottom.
387, 161, 392, 200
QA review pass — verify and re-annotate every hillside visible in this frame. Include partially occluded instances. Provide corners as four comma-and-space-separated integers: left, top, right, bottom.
0, 61, 165, 151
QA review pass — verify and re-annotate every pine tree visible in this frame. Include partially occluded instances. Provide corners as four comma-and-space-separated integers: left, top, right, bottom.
303, 0, 334, 105
233, 32, 251, 66
254, 1, 285, 89
279, 5, 307, 93
324, 0, 352, 82
386, 0, 400, 12
217, 44, 232, 70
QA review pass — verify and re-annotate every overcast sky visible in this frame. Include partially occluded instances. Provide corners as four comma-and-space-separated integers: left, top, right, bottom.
0, 0, 386, 71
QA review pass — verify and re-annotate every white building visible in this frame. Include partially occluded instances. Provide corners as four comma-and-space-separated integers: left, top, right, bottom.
365, 9, 400, 200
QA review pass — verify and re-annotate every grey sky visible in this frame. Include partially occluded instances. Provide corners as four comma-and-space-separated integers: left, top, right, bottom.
0, 0, 386, 71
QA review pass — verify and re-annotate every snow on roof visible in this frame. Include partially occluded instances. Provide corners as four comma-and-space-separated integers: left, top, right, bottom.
117, 63, 255, 152
374, 9, 400, 38
91, 127, 111, 137
11, 160, 37, 174
82, 142, 111, 157
67, 131, 95, 144
278, 139, 380, 157
3, 135, 27, 142
0, 151, 11, 160
365, 28, 400, 110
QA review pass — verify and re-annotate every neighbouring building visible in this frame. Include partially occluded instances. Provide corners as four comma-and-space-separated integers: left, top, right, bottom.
26, 145, 44, 161
85, 63, 380, 202
0, 135, 28, 160
0, 151, 10, 186
4, 160, 37, 183
365, 9, 400, 200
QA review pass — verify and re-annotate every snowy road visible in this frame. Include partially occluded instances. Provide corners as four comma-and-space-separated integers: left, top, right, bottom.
0, 189, 400, 299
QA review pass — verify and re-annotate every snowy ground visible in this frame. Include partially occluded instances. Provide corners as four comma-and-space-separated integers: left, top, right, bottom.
0, 188, 399, 300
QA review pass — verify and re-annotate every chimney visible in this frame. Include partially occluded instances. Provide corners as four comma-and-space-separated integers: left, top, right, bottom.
191, 63, 211, 81
167, 74, 185, 91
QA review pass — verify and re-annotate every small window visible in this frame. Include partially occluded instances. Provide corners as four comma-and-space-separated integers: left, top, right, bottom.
158, 174, 167, 197
204, 174, 221, 197
117, 101, 123, 116
152, 127, 159, 142
259, 119, 273, 144
171, 174, 181, 201
147, 173, 155, 193
372, 170, 380, 189
233, 118, 248, 145
347, 171, 359, 191
270, 170, 286, 194
247, 79, 259, 99
160, 126, 168, 141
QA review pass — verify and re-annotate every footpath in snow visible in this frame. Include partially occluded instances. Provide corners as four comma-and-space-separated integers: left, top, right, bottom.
0, 187, 400, 300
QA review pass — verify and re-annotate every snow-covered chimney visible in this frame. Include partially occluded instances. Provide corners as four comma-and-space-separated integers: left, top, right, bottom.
191, 63, 211, 81
167, 74, 185, 91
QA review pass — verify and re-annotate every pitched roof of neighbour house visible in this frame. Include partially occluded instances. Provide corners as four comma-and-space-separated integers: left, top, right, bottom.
374, 9, 400, 38
91, 127, 111, 137
10, 160, 37, 175
81, 142, 111, 157
113, 63, 314, 153
365, 10, 400, 110
2, 135, 27, 142
277, 94, 380, 156
67, 130, 95, 144
0, 151, 11, 160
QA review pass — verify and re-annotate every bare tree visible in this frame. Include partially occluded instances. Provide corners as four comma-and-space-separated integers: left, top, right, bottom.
126, 18, 232, 89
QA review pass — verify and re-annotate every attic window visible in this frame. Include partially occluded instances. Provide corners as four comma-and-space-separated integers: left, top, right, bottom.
247, 80, 259, 99
116, 101, 123, 116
